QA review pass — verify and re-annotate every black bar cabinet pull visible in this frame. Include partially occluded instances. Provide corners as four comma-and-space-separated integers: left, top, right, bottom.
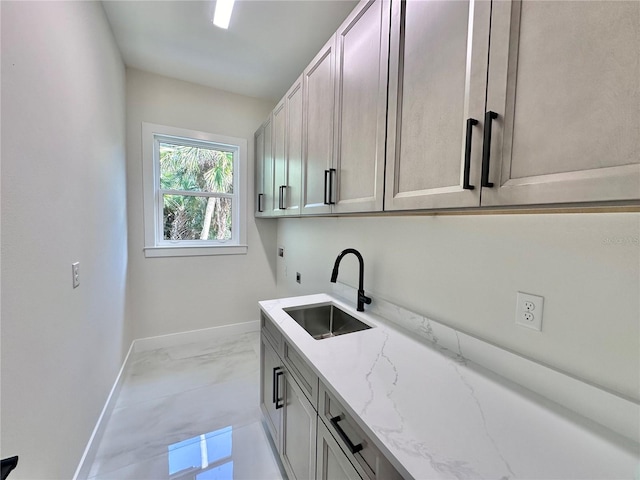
463, 118, 478, 190
278, 185, 286, 210
258, 193, 264, 212
324, 169, 336, 205
323, 170, 330, 205
275, 369, 285, 409
481, 111, 498, 188
328, 168, 336, 205
272, 366, 279, 404
330, 415, 363, 454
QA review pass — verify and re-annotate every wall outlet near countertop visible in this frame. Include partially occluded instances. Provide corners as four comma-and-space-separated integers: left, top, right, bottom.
516, 292, 543, 331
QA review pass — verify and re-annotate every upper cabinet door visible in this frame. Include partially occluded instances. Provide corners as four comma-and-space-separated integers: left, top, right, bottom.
255, 115, 274, 217
272, 98, 287, 216
301, 36, 336, 215
255, 123, 266, 217
333, 0, 390, 214
285, 76, 304, 216
482, 0, 640, 206
385, 0, 491, 210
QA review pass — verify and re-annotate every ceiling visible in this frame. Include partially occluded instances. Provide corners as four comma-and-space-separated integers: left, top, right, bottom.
102, 0, 358, 102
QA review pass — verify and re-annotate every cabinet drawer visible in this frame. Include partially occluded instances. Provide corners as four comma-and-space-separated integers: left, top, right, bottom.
261, 311, 283, 356
317, 418, 363, 480
319, 383, 403, 480
284, 341, 319, 408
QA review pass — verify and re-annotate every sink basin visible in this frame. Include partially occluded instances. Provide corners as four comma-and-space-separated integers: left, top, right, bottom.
284, 304, 371, 340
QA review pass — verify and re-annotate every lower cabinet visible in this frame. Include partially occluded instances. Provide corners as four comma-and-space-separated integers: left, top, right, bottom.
281, 371, 317, 480
316, 420, 362, 480
260, 316, 402, 480
260, 333, 283, 447
318, 384, 403, 480
261, 329, 318, 480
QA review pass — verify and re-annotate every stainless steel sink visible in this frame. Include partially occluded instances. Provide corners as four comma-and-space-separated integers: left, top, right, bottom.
284, 304, 371, 340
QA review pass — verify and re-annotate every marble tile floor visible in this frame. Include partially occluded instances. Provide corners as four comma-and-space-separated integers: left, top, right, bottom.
85, 331, 286, 480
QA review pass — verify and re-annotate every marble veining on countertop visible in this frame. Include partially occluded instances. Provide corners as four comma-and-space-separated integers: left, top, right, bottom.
259, 293, 639, 480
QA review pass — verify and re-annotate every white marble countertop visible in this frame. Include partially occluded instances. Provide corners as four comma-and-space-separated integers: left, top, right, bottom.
259, 293, 639, 480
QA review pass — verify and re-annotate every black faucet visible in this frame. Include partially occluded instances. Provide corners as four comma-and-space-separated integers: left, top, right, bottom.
330, 248, 372, 312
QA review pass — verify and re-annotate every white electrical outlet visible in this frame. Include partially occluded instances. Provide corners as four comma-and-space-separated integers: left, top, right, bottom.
72, 262, 80, 288
516, 292, 543, 331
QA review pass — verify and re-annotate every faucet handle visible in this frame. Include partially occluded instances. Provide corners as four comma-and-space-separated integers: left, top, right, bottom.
358, 291, 372, 304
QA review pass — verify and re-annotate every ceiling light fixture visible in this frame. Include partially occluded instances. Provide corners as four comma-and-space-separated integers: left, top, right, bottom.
213, 0, 235, 29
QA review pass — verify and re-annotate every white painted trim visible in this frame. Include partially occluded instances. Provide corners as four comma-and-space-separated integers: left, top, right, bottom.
143, 244, 248, 258
72, 341, 135, 480
140, 122, 248, 253
133, 320, 260, 353
332, 283, 640, 443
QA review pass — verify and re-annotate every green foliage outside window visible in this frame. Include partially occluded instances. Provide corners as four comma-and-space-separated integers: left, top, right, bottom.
159, 143, 234, 241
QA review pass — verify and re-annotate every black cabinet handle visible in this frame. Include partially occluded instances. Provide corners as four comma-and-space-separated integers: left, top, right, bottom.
324, 169, 336, 205
463, 118, 478, 190
278, 185, 286, 210
328, 168, 336, 205
275, 369, 284, 409
330, 415, 363, 454
258, 193, 264, 212
481, 111, 498, 188
324, 170, 330, 205
272, 366, 279, 404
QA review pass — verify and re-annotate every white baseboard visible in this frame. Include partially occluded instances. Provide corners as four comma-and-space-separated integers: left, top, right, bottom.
72, 341, 135, 480
73, 319, 260, 479
133, 320, 260, 353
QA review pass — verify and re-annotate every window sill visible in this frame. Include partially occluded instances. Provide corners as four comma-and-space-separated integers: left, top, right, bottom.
143, 244, 248, 258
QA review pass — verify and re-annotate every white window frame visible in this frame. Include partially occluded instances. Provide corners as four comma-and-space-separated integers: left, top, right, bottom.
142, 122, 248, 258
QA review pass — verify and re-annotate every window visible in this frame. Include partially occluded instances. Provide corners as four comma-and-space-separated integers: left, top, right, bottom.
142, 123, 247, 257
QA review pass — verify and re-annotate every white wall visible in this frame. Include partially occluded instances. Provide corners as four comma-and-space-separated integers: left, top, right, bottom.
276, 213, 640, 401
125, 68, 278, 340
1, 2, 128, 479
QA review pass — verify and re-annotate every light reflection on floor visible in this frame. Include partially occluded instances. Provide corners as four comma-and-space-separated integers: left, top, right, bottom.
84, 332, 285, 479
168, 426, 233, 478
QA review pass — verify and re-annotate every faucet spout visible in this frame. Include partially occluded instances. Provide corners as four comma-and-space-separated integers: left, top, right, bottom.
330, 248, 372, 312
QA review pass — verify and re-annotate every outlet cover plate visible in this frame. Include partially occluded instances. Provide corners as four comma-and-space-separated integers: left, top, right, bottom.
516, 292, 543, 331
72, 262, 80, 288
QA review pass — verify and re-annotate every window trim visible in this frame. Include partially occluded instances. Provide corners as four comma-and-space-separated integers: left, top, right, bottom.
142, 122, 248, 258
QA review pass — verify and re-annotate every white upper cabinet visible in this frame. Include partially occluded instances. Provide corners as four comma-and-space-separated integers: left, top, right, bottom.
385, 0, 491, 210
254, 115, 274, 217
482, 0, 640, 206
333, 0, 390, 213
301, 35, 336, 215
271, 77, 304, 217
386, 0, 639, 211
285, 76, 304, 216
257, 0, 639, 216
272, 98, 287, 216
